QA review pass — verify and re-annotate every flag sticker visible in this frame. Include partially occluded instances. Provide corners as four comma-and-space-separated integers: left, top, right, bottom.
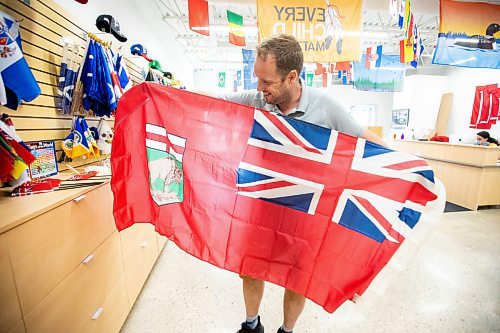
145, 123, 186, 206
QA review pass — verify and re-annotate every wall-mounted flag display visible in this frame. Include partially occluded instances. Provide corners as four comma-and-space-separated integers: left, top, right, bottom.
257, 0, 362, 62
433, 0, 500, 69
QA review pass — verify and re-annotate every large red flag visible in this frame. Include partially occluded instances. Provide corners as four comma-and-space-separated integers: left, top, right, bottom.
188, 0, 209, 36
111, 83, 444, 313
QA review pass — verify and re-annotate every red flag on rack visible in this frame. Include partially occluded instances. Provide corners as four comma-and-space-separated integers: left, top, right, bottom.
111, 83, 444, 313
469, 84, 500, 129
188, 0, 209, 36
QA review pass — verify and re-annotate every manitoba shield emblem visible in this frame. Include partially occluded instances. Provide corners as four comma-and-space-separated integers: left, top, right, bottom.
145, 123, 186, 206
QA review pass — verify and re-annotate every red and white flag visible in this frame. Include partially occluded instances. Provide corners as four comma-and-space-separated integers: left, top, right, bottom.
188, 0, 209, 36
111, 83, 445, 313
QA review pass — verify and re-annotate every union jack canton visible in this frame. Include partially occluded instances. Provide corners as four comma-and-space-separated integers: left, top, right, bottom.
236, 110, 438, 244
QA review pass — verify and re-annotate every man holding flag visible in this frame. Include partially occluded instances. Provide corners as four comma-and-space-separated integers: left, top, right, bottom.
219, 34, 385, 333
112, 34, 443, 333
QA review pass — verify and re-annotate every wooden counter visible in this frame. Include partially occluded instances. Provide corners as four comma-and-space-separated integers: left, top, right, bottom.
391, 140, 500, 210
0, 181, 168, 333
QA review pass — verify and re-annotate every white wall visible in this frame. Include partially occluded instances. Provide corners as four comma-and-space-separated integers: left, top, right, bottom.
193, 68, 245, 94
445, 67, 500, 142
54, 0, 194, 87
393, 75, 448, 134
326, 85, 394, 136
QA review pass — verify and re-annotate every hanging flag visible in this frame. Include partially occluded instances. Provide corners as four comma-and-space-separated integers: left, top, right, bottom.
188, 0, 209, 36
353, 54, 405, 92
113, 51, 132, 91
236, 70, 242, 86
0, 11, 41, 110
400, 38, 414, 63
390, 0, 399, 21
257, 0, 362, 62
469, 84, 500, 129
227, 10, 245, 46
242, 49, 258, 90
306, 73, 314, 87
335, 61, 351, 71
432, 0, 500, 69
111, 83, 445, 314
410, 23, 424, 68
57, 42, 79, 114
403, 0, 411, 35
365, 45, 383, 69
398, 0, 406, 29
218, 72, 226, 87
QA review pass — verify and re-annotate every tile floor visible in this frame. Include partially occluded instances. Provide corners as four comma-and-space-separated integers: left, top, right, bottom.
121, 209, 500, 333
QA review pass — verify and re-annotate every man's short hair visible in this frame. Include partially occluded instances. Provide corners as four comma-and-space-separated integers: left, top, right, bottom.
256, 34, 303, 79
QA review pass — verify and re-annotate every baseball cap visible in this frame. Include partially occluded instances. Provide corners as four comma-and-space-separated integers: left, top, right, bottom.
130, 44, 153, 61
149, 60, 162, 71
95, 15, 127, 42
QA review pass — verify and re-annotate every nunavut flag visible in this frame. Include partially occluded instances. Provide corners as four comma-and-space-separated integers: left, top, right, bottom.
111, 83, 445, 313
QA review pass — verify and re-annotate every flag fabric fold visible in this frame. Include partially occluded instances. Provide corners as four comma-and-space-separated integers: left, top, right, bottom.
111, 83, 445, 313
188, 0, 209, 36
227, 10, 245, 46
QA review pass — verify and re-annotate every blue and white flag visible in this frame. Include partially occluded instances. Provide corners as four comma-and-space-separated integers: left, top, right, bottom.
57, 43, 79, 114
113, 51, 132, 91
242, 49, 257, 90
0, 11, 40, 110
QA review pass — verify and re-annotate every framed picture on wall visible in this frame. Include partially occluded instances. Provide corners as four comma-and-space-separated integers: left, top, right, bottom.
392, 109, 410, 129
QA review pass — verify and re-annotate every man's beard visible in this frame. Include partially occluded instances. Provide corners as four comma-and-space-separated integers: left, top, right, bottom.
267, 84, 291, 107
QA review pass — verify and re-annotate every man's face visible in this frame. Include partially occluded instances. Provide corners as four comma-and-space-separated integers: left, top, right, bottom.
254, 55, 291, 106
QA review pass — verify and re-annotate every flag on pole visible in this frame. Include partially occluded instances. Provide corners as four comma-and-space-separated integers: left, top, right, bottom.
227, 10, 245, 46
111, 83, 445, 313
188, 0, 209, 36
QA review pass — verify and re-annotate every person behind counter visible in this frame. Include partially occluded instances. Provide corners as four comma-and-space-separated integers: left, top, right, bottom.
475, 131, 499, 146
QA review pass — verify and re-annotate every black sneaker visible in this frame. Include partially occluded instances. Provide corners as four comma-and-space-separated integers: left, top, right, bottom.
237, 316, 264, 333
276, 328, 290, 333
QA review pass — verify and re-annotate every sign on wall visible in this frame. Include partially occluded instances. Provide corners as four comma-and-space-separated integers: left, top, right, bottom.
257, 0, 362, 63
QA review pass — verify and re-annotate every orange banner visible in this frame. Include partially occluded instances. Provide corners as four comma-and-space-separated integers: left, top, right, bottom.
257, 0, 362, 63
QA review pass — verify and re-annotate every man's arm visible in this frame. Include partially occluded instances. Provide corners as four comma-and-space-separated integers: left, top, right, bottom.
361, 128, 387, 147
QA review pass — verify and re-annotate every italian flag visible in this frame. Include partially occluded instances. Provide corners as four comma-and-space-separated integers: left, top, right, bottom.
227, 10, 245, 46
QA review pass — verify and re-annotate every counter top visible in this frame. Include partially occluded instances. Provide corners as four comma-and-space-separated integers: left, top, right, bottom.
0, 180, 110, 234
392, 139, 499, 149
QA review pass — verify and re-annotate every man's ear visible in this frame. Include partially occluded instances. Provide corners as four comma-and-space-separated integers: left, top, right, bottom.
287, 70, 298, 84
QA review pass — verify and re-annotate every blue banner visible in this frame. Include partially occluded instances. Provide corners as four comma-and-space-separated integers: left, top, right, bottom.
352, 54, 405, 92
242, 49, 258, 90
